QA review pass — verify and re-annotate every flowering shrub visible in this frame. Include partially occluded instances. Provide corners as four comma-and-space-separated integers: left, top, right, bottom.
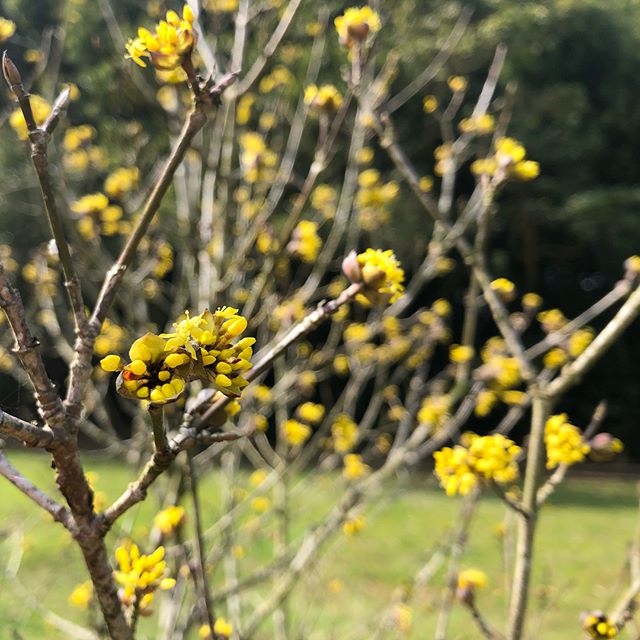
0, 3, 637, 639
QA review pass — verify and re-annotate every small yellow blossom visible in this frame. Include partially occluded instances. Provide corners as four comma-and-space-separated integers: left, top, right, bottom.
153, 505, 185, 535
543, 347, 567, 369
296, 402, 325, 424
251, 496, 271, 513
304, 84, 343, 113
332, 414, 358, 452
63, 125, 96, 151
393, 603, 412, 633
334, 6, 381, 48
434, 433, 521, 496
475, 390, 498, 417
491, 277, 516, 301
344, 248, 405, 305
125, 4, 196, 70
418, 394, 451, 429
0, 17, 16, 42
105, 167, 140, 199
342, 514, 365, 536
114, 543, 175, 610
9, 95, 51, 140
282, 419, 311, 446
568, 328, 594, 358
342, 454, 370, 480
423, 95, 438, 113
522, 292, 543, 310
582, 612, 617, 638
457, 568, 487, 590
288, 220, 322, 263
449, 344, 474, 364
459, 113, 495, 135
69, 581, 93, 609
447, 75, 467, 92
545, 414, 589, 469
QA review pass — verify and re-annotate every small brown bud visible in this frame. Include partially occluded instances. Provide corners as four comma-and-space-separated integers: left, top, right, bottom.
2, 51, 22, 89
341, 250, 362, 283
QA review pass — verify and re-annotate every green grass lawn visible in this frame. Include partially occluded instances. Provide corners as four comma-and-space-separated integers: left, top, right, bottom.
0, 451, 638, 639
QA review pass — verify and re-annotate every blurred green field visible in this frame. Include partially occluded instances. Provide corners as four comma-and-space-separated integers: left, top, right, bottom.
0, 451, 638, 639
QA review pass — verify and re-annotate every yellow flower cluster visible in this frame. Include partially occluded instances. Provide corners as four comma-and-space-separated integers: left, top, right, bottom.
163, 307, 255, 396
459, 113, 495, 135
332, 414, 358, 453
199, 618, 234, 638
125, 4, 195, 70
311, 184, 338, 219
68, 580, 93, 609
334, 6, 381, 48
287, 220, 322, 263
95, 319, 127, 357
343, 453, 370, 480
9, 95, 51, 140
259, 65, 294, 93
100, 308, 254, 403
434, 433, 521, 496
418, 394, 451, 431
71, 192, 128, 239
0, 17, 16, 43
356, 168, 399, 230
63, 125, 96, 151
304, 84, 343, 113
153, 505, 185, 535
582, 612, 617, 638
342, 248, 405, 305
105, 167, 140, 199
296, 402, 325, 424
114, 543, 175, 612
281, 419, 311, 446
238, 131, 278, 183
456, 568, 487, 604
544, 414, 589, 469
472, 137, 540, 182
62, 124, 106, 173
342, 514, 365, 536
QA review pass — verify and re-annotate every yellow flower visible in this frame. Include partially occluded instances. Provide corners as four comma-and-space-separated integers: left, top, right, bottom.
582, 612, 617, 638
474, 390, 497, 417
545, 414, 589, 469
568, 328, 594, 358
161, 308, 255, 398
114, 543, 175, 609
423, 95, 438, 113
287, 220, 322, 263
447, 75, 467, 92
457, 568, 487, 590
296, 402, 325, 424
459, 113, 495, 135
282, 419, 311, 446
393, 603, 412, 633
125, 4, 196, 70
100, 332, 188, 404
522, 292, 543, 310
342, 515, 365, 536
304, 84, 343, 113
153, 505, 185, 535
343, 454, 370, 480
63, 124, 96, 151
543, 347, 567, 369
434, 433, 521, 496
537, 308, 567, 333
344, 248, 405, 305
490, 277, 516, 301
251, 496, 271, 513
0, 17, 16, 43
332, 414, 358, 453
9, 95, 51, 140
334, 5, 381, 48
105, 167, 140, 199
419, 175, 434, 191
449, 344, 474, 364
69, 581, 93, 609
418, 394, 451, 429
